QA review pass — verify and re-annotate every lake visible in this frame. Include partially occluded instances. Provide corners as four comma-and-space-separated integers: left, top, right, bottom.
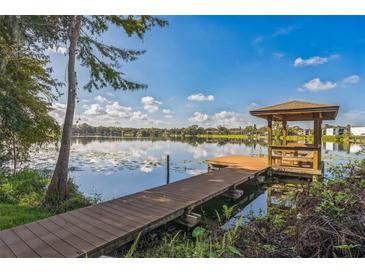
29, 137, 363, 223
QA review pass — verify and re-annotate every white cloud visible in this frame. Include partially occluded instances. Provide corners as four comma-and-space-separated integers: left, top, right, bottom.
272, 25, 297, 37
188, 112, 209, 123
141, 96, 162, 112
294, 54, 339, 67
337, 109, 365, 125
213, 111, 248, 127
130, 111, 148, 121
164, 114, 173, 119
342, 75, 360, 85
301, 75, 360, 92
105, 102, 132, 118
252, 36, 264, 46
105, 92, 115, 97
303, 78, 337, 92
273, 52, 285, 59
84, 104, 106, 116
47, 45, 67, 55
49, 103, 67, 123
247, 102, 260, 110
94, 95, 109, 104
162, 109, 172, 114
187, 93, 215, 102
188, 111, 249, 128
78, 100, 164, 127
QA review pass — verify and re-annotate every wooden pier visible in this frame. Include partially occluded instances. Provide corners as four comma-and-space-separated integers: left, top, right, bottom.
0, 100, 338, 258
0, 161, 268, 258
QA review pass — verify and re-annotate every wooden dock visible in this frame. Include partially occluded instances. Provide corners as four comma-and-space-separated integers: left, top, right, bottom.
206, 154, 322, 177
206, 155, 268, 171
0, 161, 268, 258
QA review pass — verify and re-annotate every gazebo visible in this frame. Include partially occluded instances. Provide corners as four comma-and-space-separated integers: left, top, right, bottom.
250, 100, 339, 177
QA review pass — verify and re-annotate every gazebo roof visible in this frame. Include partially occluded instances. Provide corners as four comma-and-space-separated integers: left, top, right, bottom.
250, 100, 339, 121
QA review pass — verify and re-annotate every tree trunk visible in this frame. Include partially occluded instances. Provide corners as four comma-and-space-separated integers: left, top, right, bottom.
12, 134, 16, 175
46, 16, 82, 204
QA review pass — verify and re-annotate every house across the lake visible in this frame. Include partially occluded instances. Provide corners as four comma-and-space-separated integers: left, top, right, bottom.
297, 128, 311, 136
325, 126, 347, 136
350, 126, 365, 136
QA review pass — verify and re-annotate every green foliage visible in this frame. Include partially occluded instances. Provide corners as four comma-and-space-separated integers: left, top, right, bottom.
0, 203, 51, 230
192, 226, 206, 239
215, 204, 237, 225
0, 40, 60, 172
125, 206, 244, 258
125, 232, 142, 258
0, 169, 97, 229
54, 179, 92, 213
0, 170, 49, 204
2, 15, 167, 94
124, 160, 365, 258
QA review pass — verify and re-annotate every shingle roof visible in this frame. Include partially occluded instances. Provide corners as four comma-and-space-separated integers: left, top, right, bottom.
250, 100, 339, 121
252, 100, 337, 112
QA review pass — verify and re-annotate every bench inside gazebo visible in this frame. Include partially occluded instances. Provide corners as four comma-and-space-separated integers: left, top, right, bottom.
250, 100, 339, 177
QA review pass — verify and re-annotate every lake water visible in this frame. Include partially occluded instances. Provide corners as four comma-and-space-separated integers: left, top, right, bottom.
29, 137, 363, 223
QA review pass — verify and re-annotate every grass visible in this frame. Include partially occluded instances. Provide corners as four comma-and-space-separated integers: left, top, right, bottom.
197, 133, 365, 145
197, 134, 312, 142
0, 203, 50, 230
197, 134, 251, 139
0, 169, 96, 231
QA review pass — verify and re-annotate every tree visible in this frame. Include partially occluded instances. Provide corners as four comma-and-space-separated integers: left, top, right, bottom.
0, 40, 60, 174
1, 15, 167, 203
46, 16, 167, 204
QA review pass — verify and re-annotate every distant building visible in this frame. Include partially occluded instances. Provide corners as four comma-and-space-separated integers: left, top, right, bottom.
229, 128, 243, 135
350, 126, 365, 136
325, 126, 346, 136
297, 128, 311, 135
205, 128, 219, 135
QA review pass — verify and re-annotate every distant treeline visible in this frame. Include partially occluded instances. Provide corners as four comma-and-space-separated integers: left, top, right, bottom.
72, 123, 314, 139
72, 123, 269, 138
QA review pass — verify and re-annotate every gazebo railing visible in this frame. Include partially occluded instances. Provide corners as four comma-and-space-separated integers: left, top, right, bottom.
269, 145, 321, 170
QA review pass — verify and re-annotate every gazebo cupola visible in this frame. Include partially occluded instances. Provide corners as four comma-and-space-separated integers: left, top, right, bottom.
250, 100, 339, 176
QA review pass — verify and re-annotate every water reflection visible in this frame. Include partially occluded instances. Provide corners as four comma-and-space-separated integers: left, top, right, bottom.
219, 180, 305, 229
28, 137, 362, 204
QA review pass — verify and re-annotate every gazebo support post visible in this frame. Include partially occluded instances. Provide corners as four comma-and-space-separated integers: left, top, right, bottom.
268, 117, 273, 166
313, 113, 321, 171
282, 120, 287, 146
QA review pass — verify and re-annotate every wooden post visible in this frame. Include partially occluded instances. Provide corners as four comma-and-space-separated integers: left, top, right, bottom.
268, 117, 273, 166
318, 118, 322, 169
313, 114, 321, 170
282, 120, 287, 146
166, 154, 170, 184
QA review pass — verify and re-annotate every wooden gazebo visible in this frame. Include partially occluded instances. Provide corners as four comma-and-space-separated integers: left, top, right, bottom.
250, 100, 339, 176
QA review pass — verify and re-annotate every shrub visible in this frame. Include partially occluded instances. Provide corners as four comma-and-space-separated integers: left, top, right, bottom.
0, 170, 96, 229
0, 169, 49, 205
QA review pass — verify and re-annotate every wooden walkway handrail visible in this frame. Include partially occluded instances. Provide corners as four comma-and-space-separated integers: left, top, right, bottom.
271, 145, 320, 151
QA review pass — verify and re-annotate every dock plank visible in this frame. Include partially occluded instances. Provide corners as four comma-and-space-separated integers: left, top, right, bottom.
50, 216, 106, 247
58, 213, 116, 242
12, 225, 63, 258
25, 222, 82, 257
0, 161, 268, 258
0, 238, 16, 258
38, 219, 96, 253
1, 229, 40, 258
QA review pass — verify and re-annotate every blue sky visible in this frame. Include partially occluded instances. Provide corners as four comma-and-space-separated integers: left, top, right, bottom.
48, 16, 365, 128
